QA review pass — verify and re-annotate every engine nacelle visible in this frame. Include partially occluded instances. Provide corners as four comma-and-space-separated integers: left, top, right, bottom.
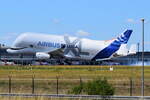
36, 52, 50, 59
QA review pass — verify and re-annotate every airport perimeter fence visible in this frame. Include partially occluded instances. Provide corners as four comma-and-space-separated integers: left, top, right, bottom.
0, 76, 149, 96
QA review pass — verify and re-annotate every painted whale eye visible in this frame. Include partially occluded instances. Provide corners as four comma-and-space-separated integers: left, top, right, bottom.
61, 44, 66, 48
29, 44, 34, 48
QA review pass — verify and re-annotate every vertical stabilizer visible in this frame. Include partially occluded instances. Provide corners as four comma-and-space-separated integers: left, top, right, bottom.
92, 29, 133, 60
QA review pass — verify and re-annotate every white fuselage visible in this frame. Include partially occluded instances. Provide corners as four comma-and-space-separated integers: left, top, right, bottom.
7, 30, 133, 61
8, 33, 112, 60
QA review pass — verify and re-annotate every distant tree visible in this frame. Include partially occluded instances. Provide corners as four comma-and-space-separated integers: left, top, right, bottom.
84, 78, 115, 95
69, 77, 115, 96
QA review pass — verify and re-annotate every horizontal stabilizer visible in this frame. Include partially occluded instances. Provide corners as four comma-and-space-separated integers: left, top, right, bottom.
129, 44, 137, 54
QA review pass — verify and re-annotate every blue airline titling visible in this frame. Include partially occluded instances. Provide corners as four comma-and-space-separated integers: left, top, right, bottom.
37, 41, 78, 48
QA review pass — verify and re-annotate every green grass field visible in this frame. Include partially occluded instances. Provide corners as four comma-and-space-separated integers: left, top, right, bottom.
0, 65, 149, 98
0, 65, 146, 79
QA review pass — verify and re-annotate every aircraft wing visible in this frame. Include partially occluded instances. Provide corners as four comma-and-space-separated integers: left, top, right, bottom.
47, 48, 65, 58
47, 47, 79, 59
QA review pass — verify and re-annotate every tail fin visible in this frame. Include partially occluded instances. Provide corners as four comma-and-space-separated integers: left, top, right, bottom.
115, 29, 132, 44
92, 29, 133, 60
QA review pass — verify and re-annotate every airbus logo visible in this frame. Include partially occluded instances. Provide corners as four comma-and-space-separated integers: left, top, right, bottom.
37, 41, 78, 48
37, 36, 89, 57
37, 41, 61, 48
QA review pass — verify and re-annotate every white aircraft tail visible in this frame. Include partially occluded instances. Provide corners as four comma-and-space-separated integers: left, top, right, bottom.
92, 29, 133, 60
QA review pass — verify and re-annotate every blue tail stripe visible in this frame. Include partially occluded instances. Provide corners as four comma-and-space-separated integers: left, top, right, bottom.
92, 30, 132, 60
92, 40, 121, 60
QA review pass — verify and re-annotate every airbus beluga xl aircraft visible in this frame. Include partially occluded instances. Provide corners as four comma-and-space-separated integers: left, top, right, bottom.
7, 29, 134, 61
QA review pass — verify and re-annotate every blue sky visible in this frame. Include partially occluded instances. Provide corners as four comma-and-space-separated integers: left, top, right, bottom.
0, 0, 150, 51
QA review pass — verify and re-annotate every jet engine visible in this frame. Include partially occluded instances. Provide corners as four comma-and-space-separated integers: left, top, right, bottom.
36, 52, 50, 59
